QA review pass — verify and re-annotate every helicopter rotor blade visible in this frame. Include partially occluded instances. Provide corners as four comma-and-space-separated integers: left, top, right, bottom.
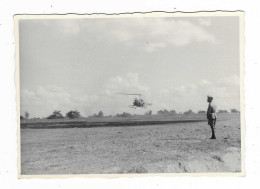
114, 93, 141, 96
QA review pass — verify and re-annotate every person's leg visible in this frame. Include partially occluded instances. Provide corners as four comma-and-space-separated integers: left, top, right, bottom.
210, 123, 216, 139
213, 119, 216, 134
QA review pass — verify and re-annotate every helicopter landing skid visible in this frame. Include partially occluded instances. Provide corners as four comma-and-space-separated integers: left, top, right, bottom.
129, 105, 147, 109
129, 105, 137, 109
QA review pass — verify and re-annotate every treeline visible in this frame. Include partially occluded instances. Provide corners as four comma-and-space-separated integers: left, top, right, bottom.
156, 108, 240, 115
20, 108, 240, 120
20, 110, 82, 120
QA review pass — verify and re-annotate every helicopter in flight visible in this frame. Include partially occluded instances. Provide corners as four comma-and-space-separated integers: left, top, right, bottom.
115, 93, 152, 109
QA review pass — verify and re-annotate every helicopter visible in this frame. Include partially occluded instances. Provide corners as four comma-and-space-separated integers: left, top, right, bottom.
115, 93, 152, 109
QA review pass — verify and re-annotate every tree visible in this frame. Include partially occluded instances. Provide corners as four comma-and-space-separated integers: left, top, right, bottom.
198, 110, 206, 114
157, 109, 169, 115
20, 115, 24, 119
163, 109, 169, 114
98, 111, 104, 117
231, 109, 240, 113
145, 110, 152, 115
218, 110, 228, 114
169, 110, 176, 115
66, 110, 81, 119
116, 112, 131, 117
184, 109, 194, 115
157, 110, 164, 115
122, 112, 131, 117
24, 111, 30, 119
47, 110, 64, 119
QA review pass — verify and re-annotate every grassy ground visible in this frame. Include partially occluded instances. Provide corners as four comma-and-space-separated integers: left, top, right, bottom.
20, 114, 241, 174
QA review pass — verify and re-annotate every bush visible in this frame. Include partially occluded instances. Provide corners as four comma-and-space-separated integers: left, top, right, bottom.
66, 110, 81, 119
218, 110, 228, 114
47, 110, 64, 119
183, 109, 194, 115
169, 110, 177, 115
20, 116, 24, 119
92, 113, 98, 118
89, 111, 104, 118
98, 111, 104, 117
116, 112, 131, 117
198, 110, 206, 114
231, 109, 240, 113
145, 110, 152, 115
157, 109, 176, 115
157, 110, 164, 115
24, 111, 30, 119
157, 109, 168, 115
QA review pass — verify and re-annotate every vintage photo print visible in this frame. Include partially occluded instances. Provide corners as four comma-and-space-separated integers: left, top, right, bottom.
15, 12, 244, 178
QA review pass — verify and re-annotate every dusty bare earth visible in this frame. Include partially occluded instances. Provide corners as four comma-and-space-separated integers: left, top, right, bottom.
20, 114, 241, 174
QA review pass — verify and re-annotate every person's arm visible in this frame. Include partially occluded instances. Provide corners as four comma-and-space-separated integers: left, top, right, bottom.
207, 105, 211, 119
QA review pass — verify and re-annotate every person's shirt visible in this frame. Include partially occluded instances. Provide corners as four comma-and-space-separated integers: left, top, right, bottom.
207, 102, 217, 119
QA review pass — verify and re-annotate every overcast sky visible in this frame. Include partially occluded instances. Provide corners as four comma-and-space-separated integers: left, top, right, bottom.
19, 16, 240, 117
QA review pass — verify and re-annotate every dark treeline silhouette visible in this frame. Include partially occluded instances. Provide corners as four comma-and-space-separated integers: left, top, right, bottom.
47, 110, 64, 119
45, 110, 81, 119
230, 109, 240, 113
25, 111, 30, 119
66, 110, 81, 119
115, 112, 131, 117
157, 109, 176, 115
218, 110, 229, 114
20, 111, 29, 120
145, 110, 152, 115
21, 107, 240, 120
183, 109, 194, 115
89, 111, 104, 118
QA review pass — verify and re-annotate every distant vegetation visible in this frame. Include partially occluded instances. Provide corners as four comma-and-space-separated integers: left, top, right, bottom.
198, 110, 206, 114
157, 109, 176, 115
20, 111, 29, 120
183, 109, 194, 115
98, 111, 104, 117
47, 110, 64, 119
218, 110, 228, 114
66, 110, 81, 119
231, 109, 240, 113
145, 110, 152, 115
20, 107, 240, 120
24, 111, 30, 119
116, 112, 132, 117
89, 111, 104, 118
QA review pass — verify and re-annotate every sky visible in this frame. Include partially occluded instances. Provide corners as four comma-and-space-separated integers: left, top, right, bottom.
19, 16, 241, 118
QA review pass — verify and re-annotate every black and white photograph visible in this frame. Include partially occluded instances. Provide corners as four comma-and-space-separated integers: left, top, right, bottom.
16, 12, 244, 176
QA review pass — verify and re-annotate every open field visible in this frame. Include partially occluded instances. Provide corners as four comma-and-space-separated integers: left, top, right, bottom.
20, 114, 241, 174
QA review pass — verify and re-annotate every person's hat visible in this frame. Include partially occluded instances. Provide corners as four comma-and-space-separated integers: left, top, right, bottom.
207, 95, 213, 100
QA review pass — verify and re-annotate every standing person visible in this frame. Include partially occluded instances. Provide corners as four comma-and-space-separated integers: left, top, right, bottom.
207, 96, 218, 139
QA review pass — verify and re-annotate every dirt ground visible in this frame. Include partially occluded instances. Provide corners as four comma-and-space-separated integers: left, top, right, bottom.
20, 115, 241, 174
